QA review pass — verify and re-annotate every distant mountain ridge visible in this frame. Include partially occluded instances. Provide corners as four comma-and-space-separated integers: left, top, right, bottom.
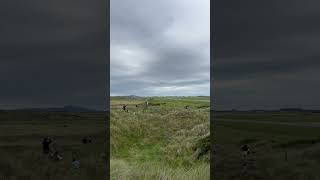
111, 95, 144, 100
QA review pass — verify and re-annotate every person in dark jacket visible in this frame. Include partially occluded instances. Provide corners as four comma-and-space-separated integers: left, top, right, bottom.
82, 137, 88, 144
42, 137, 52, 154
241, 144, 252, 161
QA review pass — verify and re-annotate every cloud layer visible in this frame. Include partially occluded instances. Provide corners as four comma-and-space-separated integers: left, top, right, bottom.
111, 0, 210, 96
214, 0, 320, 110
0, 0, 107, 110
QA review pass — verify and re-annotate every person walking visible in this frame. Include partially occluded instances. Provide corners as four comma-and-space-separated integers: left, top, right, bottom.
42, 137, 52, 154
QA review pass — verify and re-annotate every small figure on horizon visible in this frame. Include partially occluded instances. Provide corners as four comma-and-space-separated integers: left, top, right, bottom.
42, 137, 52, 154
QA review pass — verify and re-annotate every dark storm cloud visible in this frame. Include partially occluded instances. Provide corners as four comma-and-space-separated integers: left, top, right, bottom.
0, 0, 107, 110
214, 0, 320, 110
111, 0, 210, 96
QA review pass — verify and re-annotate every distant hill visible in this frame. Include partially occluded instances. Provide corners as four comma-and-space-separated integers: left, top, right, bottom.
15, 105, 97, 112
128, 95, 142, 99
111, 95, 144, 100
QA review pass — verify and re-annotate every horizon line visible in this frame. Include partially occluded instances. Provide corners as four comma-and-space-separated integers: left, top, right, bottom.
110, 95, 210, 97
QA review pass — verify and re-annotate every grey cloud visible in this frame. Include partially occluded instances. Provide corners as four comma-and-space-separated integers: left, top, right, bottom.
0, 0, 107, 110
111, 0, 210, 96
214, 0, 320, 110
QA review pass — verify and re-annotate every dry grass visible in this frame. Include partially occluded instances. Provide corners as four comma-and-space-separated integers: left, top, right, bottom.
111, 158, 209, 180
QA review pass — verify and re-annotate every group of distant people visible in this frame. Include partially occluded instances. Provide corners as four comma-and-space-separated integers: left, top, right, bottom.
41, 136, 92, 169
121, 101, 193, 111
82, 136, 92, 144
121, 101, 150, 111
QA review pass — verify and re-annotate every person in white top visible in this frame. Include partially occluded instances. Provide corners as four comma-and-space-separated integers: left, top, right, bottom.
72, 158, 80, 169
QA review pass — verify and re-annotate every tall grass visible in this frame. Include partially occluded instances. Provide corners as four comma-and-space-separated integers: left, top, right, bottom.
0, 148, 107, 180
110, 103, 210, 179
111, 159, 209, 180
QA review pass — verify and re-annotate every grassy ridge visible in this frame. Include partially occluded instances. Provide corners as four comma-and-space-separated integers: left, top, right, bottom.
110, 97, 210, 180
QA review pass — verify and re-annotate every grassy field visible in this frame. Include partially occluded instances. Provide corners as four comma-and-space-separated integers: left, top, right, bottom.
110, 96, 210, 180
213, 111, 320, 180
0, 111, 107, 180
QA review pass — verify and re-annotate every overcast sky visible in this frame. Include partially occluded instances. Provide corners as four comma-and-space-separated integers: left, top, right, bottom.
111, 0, 210, 96
0, 0, 107, 110
214, 0, 320, 110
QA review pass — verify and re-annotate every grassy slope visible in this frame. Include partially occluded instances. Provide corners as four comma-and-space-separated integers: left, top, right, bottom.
111, 97, 210, 180
0, 111, 107, 180
213, 112, 320, 180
